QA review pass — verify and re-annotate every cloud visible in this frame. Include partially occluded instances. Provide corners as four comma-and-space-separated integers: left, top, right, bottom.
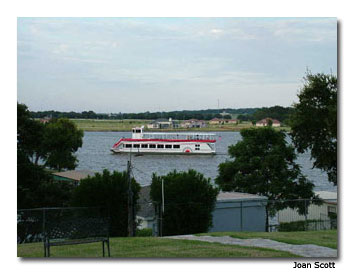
210, 28, 223, 34
17, 17, 337, 112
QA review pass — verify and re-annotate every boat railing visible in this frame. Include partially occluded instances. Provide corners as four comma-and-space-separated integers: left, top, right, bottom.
142, 133, 216, 141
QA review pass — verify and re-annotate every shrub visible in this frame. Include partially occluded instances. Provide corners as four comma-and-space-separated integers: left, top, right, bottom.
136, 228, 153, 237
150, 169, 218, 236
71, 169, 140, 237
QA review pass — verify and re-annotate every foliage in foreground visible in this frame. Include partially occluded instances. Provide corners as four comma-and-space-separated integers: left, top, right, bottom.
150, 170, 219, 236
17, 150, 75, 209
136, 228, 153, 237
17, 103, 83, 208
17, 103, 83, 171
71, 169, 141, 237
290, 72, 337, 185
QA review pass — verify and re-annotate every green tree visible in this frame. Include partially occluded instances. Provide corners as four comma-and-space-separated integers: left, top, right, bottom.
150, 170, 219, 236
71, 169, 141, 236
17, 103, 81, 209
251, 106, 294, 123
290, 72, 337, 185
42, 118, 83, 171
17, 149, 75, 209
17, 103, 45, 161
215, 127, 317, 230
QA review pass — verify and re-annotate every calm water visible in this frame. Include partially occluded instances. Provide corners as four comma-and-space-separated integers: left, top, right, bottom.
76, 131, 337, 192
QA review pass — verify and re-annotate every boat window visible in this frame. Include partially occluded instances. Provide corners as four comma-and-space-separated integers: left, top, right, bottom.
141, 144, 148, 148
125, 144, 132, 148
149, 144, 156, 148
165, 144, 172, 149
136, 129, 141, 133
195, 144, 200, 151
157, 144, 164, 149
133, 144, 140, 148
173, 145, 180, 149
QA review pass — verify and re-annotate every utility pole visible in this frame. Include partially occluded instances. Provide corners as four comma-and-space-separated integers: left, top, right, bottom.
158, 179, 165, 237
127, 159, 134, 237
161, 179, 165, 214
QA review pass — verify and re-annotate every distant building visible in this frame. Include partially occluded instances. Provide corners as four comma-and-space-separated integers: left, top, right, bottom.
209, 118, 223, 125
209, 118, 239, 125
226, 119, 238, 124
256, 118, 281, 127
39, 117, 51, 124
277, 191, 337, 230
147, 118, 179, 129
180, 119, 206, 128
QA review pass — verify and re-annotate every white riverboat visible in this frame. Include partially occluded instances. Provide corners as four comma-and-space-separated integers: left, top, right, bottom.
111, 126, 216, 154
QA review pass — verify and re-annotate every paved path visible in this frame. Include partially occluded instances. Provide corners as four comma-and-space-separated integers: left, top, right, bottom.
166, 235, 337, 257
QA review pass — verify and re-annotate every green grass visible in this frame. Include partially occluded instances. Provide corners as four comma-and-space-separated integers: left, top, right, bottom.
70, 119, 290, 132
17, 237, 299, 258
71, 119, 150, 132
196, 230, 337, 249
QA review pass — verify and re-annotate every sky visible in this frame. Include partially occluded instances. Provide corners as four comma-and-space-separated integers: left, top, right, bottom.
17, 17, 337, 113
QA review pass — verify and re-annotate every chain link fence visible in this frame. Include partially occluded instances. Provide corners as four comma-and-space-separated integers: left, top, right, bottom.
150, 198, 337, 236
268, 198, 337, 232
17, 207, 109, 244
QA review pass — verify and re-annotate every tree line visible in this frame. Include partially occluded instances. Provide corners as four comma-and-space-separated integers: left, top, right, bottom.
30, 106, 295, 124
30, 108, 259, 121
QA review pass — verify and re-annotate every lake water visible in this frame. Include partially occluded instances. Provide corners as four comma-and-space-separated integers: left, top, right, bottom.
76, 131, 337, 192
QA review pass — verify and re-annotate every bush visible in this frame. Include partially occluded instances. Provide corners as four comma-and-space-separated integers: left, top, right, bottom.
136, 228, 153, 237
150, 169, 219, 236
71, 169, 140, 237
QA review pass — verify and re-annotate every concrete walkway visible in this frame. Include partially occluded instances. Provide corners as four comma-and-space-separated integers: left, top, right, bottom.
166, 235, 337, 257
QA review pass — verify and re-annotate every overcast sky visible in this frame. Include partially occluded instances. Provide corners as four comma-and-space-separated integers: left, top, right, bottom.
17, 17, 337, 113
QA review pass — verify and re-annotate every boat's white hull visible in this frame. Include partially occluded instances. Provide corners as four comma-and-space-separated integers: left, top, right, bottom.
111, 140, 216, 155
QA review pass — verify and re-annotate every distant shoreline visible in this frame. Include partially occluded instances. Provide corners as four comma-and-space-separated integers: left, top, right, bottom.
69, 119, 290, 133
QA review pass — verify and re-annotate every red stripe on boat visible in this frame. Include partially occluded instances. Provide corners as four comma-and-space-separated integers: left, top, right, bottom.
115, 138, 216, 143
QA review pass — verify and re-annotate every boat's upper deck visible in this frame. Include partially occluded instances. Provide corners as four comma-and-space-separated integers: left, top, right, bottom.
130, 126, 216, 141
142, 132, 216, 141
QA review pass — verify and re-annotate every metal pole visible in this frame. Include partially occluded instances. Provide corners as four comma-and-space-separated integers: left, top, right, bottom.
160, 203, 163, 237
127, 160, 134, 237
304, 199, 308, 231
240, 201, 243, 232
43, 209, 46, 257
162, 179, 165, 214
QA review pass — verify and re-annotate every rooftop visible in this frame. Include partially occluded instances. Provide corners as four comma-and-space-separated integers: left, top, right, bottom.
217, 191, 267, 202
256, 118, 281, 124
315, 191, 337, 200
52, 170, 96, 181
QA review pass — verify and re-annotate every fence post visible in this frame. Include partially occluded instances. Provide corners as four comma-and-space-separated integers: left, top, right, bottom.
240, 201, 243, 232
304, 200, 308, 231
42, 209, 46, 257
160, 203, 163, 237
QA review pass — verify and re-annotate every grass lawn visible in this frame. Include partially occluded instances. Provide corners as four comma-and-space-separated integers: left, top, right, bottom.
71, 119, 150, 132
197, 230, 337, 249
70, 119, 290, 132
17, 237, 299, 258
